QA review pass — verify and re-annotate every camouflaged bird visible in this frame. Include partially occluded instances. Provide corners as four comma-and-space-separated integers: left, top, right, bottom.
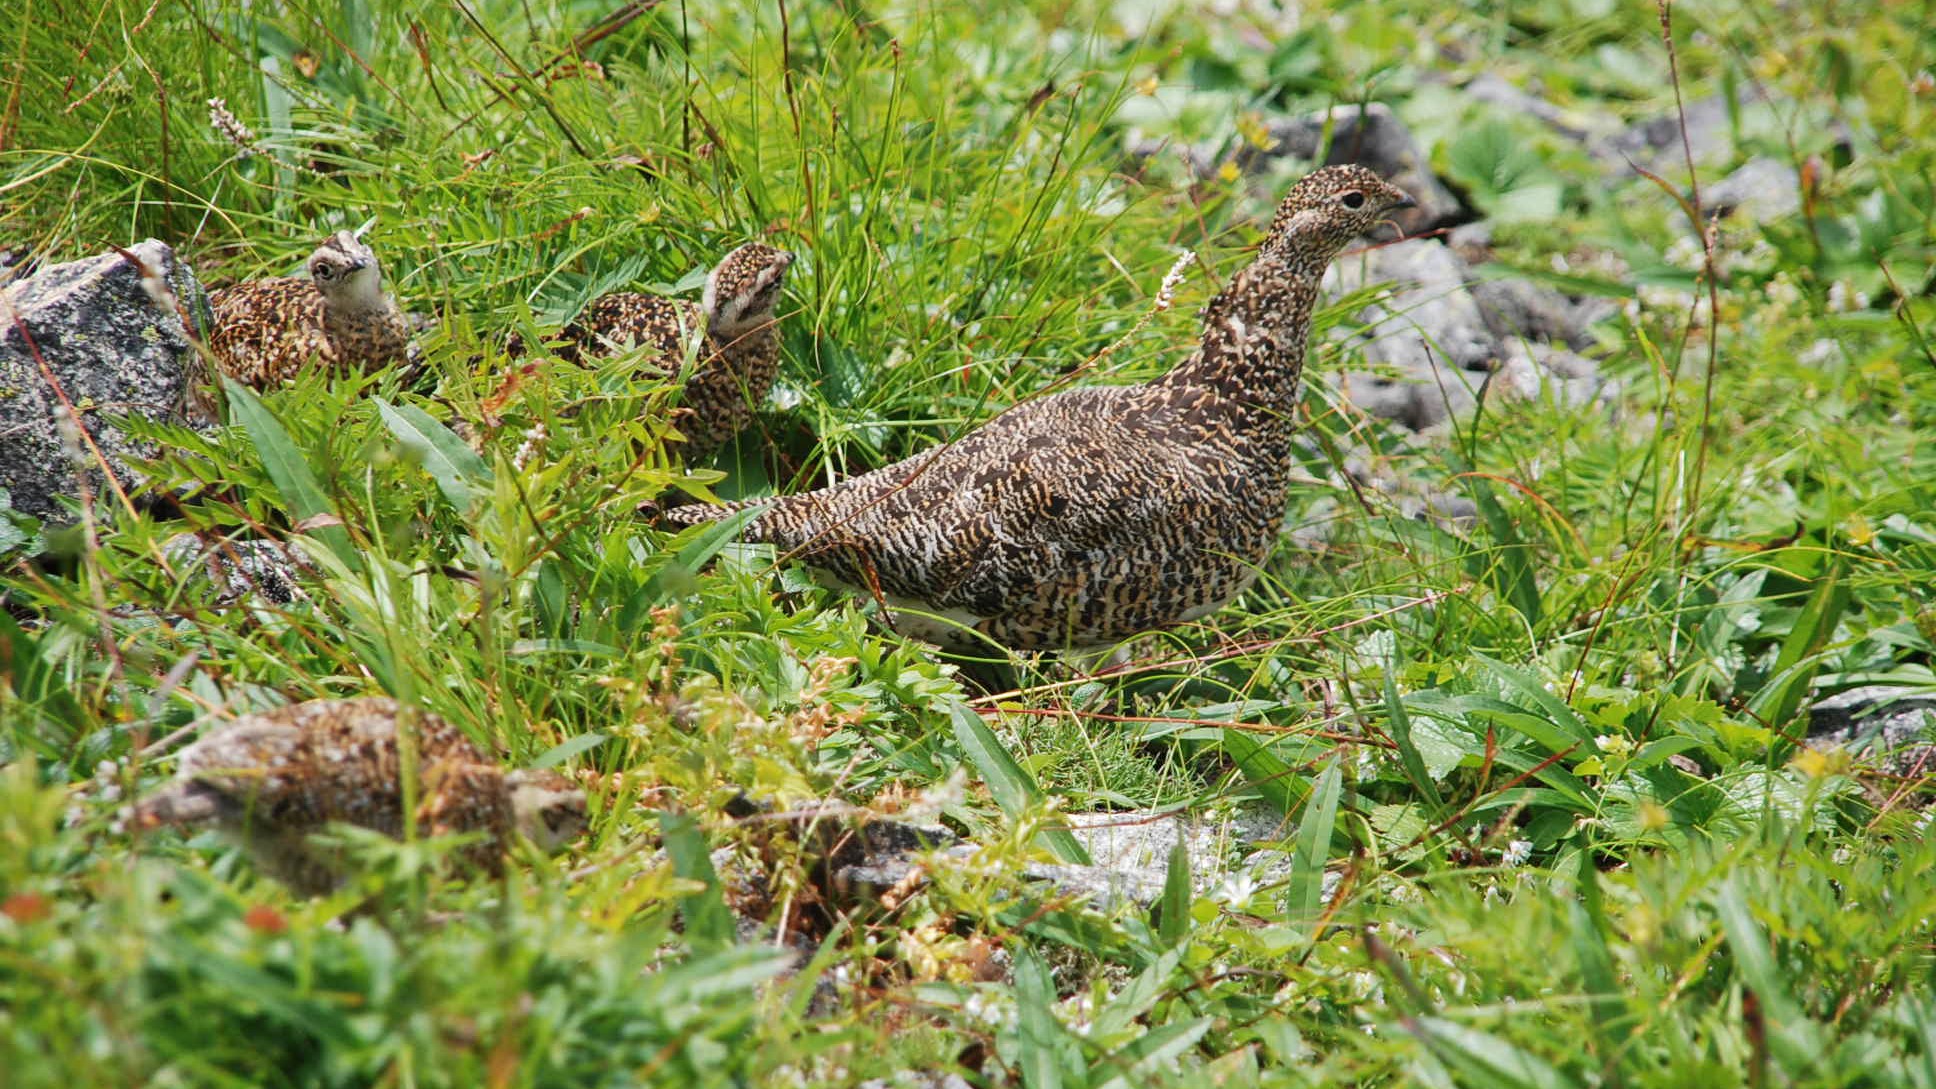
662, 166, 1413, 651
522, 243, 794, 460
207, 231, 411, 388
136, 697, 587, 895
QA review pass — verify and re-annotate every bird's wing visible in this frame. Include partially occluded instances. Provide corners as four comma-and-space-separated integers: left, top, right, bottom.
562, 294, 703, 372
207, 279, 329, 382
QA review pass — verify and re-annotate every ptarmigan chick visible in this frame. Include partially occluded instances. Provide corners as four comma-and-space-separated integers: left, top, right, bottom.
663, 166, 1412, 651
136, 697, 587, 895
207, 231, 410, 388
534, 243, 794, 460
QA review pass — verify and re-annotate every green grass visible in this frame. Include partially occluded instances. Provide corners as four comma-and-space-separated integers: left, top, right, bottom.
4, 0, 1935, 1085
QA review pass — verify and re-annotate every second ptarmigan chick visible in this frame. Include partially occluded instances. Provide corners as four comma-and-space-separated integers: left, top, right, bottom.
533, 243, 794, 461
136, 696, 587, 895
207, 230, 410, 389
662, 166, 1412, 651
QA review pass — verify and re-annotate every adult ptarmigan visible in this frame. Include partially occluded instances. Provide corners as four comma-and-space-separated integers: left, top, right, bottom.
136, 697, 587, 895
662, 166, 1412, 651
207, 231, 411, 388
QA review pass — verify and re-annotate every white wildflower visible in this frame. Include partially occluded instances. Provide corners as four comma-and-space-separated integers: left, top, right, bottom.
1826, 279, 1869, 313
1210, 871, 1259, 907
1502, 839, 1533, 867
1154, 251, 1195, 311
512, 422, 547, 471
207, 97, 261, 159
1664, 235, 1706, 272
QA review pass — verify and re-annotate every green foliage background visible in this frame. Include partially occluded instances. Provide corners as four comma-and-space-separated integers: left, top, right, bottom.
2, 0, 1933, 1085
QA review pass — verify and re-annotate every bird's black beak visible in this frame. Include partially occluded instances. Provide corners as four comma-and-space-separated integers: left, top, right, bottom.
1391, 193, 1418, 211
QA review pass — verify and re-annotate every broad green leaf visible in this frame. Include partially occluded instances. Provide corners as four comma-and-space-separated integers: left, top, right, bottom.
374, 398, 492, 512
1013, 946, 1066, 1089
532, 731, 610, 769
1473, 654, 1596, 744
1286, 760, 1342, 926
1155, 837, 1191, 946
1386, 672, 1447, 812
660, 811, 734, 949
638, 506, 765, 606
949, 701, 1089, 864
1717, 877, 1830, 1072
1095, 1017, 1214, 1089
1414, 1017, 1581, 1089
224, 378, 357, 570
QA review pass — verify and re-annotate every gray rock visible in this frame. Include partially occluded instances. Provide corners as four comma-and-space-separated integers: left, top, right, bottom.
1326, 240, 1499, 431
1495, 341, 1612, 410
1470, 274, 1596, 350
1021, 808, 1294, 910
1245, 103, 1464, 233
0, 240, 207, 523
1807, 685, 1936, 779
1704, 156, 1801, 220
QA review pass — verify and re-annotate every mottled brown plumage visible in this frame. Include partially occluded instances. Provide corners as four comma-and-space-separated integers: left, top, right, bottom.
531, 243, 794, 460
207, 231, 410, 388
136, 697, 587, 895
662, 166, 1412, 651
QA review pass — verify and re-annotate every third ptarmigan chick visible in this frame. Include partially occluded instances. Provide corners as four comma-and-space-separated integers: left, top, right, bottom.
207, 230, 410, 388
531, 242, 794, 461
662, 166, 1412, 651
136, 696, 587, 895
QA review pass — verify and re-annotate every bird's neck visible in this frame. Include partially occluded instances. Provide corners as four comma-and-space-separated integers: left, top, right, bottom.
708, 315, 778, 358
321, 280, 400, 324
1156, 250, 1326, 422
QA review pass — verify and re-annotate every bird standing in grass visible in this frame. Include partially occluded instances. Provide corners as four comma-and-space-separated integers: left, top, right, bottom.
661, 166, 1413, 651
206, 230, 411, 388
523, 242, 795, 461
136, 697, 588, 896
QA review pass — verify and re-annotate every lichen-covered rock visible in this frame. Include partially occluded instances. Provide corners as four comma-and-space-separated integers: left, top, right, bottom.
0, 240, 207, 523
1807, 685, 1936, 780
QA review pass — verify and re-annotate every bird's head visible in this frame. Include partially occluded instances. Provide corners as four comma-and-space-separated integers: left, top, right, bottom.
307, 230, 387, 308
505, 768, 589, 852
1260, 165, 1414, 266
702, 243, 795, 341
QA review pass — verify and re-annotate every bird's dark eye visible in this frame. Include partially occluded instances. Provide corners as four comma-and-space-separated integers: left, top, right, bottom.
1340, 191, 1366, 209
314, 266, 333, 280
